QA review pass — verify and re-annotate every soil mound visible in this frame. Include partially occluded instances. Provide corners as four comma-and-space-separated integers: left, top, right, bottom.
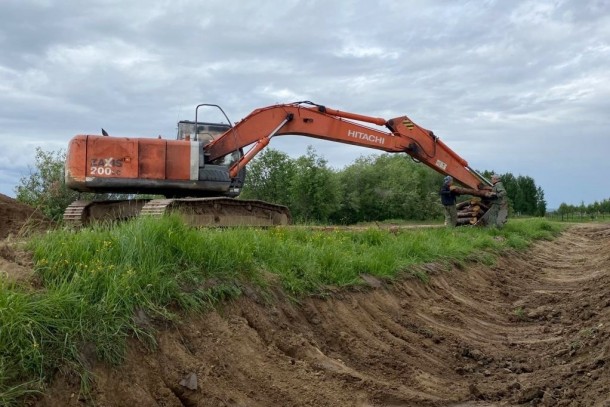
30, 224, 610, 406
0, 193, 52, 239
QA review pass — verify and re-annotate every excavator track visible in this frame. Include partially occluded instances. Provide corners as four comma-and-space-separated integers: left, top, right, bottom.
140, 198, 291, 227
63, 200, 91, 227
63, 198, 291, 228
63, 199, 149, 228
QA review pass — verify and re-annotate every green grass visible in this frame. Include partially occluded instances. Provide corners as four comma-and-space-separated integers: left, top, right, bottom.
0, 216, 564, 404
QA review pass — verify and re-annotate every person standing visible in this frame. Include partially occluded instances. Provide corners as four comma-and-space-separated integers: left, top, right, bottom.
487, 174, 508, 227
440, 176, 459, 227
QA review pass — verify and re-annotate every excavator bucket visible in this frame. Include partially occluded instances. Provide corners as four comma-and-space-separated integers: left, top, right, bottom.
476, 204, 508, 228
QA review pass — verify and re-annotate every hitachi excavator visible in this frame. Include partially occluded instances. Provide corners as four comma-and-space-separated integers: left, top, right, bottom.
64, 101, 502, 227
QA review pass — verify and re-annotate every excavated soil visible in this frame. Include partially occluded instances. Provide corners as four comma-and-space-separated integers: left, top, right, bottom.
0, 193, 52, 240
23, 223, 607, 407
0, 194, 51, 284
0, 195, 606, 407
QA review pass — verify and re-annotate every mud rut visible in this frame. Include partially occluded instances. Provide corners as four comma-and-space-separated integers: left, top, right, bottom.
38, 224, 610, 407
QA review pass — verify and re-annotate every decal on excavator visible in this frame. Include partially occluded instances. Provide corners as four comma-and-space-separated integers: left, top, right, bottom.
90, 158, 123, 176
435, 159, 447, 170
402, 119, 415, 129
347, 130, 385, 145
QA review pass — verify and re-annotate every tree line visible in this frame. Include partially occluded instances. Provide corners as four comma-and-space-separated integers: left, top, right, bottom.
240, 147, 547, 223
15, 147, 547, 223
549, 199, 610, 221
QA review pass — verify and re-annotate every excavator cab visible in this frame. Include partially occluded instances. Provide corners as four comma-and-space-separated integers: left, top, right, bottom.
176, 120, 242, 169
176, 121, 231, 144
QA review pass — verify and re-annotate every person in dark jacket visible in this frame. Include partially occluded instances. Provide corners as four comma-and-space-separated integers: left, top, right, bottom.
440, 176, 459, 227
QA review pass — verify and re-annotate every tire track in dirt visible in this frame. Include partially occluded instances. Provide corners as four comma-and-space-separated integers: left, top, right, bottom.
38, 224, 610, 406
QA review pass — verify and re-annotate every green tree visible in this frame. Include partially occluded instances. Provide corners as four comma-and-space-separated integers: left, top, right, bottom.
371, 154, 443, 221
411, 160, 446, 220
334, 156, 367, 223
333, 154, 444, 223
535, 186, 547, 217
15, 148, 80, 221
289, 146, 340, 223
601, 199, 610, 215
15, 148, 125, 222
240, 149, 296, 206
557, 202, 569, 221
578, 200, 587, 219
590, 200, 601, 218
518, 176, 538, 215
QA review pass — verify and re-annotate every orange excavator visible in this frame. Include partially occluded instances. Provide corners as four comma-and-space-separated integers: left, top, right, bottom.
64, 101, 498, 227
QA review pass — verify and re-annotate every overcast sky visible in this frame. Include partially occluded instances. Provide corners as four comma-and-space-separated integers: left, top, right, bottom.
1, 0, 609, 209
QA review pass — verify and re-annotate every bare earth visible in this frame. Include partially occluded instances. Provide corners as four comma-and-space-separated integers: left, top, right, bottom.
1, 195, 608, 406
0, 194, 50, 284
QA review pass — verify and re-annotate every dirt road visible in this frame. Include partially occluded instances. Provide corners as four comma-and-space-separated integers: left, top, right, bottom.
25, 223, 610, 406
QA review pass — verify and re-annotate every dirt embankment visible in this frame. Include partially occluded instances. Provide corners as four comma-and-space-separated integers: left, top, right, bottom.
0, 193, 52, 240
0, 194, 52, 284
0, 193, 605, 407
24, 223, 607, 407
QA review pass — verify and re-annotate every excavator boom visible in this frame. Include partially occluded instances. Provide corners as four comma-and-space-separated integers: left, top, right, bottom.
205, 102, 490, 191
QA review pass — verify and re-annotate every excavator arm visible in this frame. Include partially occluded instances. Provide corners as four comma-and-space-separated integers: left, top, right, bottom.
205, 102, 491, 191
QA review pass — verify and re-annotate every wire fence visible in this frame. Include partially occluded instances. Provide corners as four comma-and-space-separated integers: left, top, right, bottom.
545, 211, 609, 222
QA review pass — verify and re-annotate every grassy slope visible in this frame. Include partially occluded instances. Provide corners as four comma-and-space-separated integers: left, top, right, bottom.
0, 217, 563, 404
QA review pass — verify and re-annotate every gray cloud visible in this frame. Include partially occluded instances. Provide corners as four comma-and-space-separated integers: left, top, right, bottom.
1, 0, 609, 208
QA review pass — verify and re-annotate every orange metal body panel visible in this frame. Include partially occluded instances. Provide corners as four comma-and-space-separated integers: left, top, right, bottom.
66, 136, 193, 182
86, 136, 139, 178
138, 138, 167, 179
65, 135, 88, 182
165, 140, 191, 180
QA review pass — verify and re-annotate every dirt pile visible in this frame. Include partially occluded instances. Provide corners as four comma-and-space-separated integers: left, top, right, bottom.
27, 224, 610, 406
0, 193, 52, 240
0, 193, 50, 284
